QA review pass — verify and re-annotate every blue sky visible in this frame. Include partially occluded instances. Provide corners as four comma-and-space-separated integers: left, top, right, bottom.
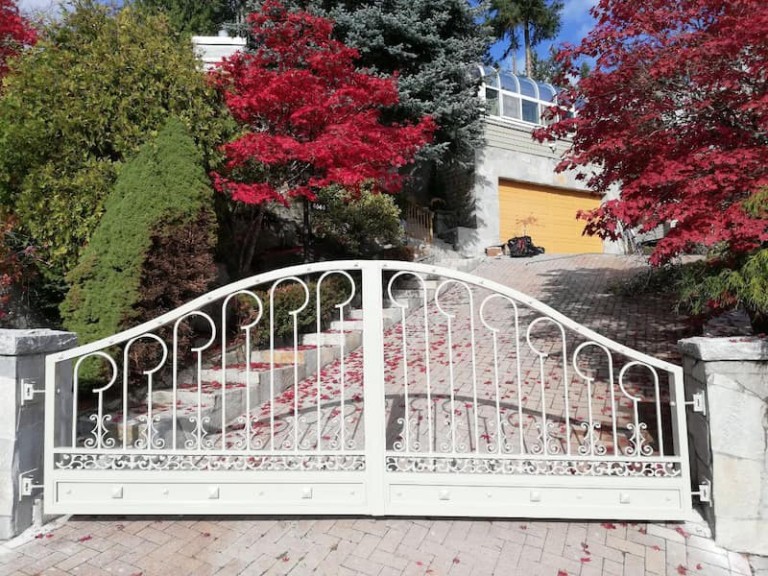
489, 0, 598, 70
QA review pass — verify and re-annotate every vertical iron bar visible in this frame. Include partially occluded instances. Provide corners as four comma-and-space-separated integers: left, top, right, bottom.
422, 286, 433, 454
362, 263, 386, 515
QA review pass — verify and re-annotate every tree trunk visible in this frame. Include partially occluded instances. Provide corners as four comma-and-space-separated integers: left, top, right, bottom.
237, 204, 265, 278
524, 22, 532, 77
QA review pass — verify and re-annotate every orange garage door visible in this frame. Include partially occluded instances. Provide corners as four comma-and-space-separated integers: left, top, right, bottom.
498, 180, 603, 254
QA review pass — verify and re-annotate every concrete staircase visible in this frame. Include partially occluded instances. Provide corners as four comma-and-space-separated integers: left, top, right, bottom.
109, 287, 421, 447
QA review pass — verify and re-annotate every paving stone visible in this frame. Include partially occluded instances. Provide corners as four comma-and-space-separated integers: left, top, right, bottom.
0, 257, 756, 576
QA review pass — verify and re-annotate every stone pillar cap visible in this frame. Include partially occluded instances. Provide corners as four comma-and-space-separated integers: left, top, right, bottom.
0, 329, 77, 356
679, 336, 768, 361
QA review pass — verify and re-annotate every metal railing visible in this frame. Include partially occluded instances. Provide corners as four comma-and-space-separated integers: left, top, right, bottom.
402, 201, 433, 243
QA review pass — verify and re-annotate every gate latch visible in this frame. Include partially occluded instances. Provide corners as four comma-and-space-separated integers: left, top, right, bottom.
19, 469, 43, 501
692, 480, 712, 505
20, 378, 45, 407
683, 392, 706, 416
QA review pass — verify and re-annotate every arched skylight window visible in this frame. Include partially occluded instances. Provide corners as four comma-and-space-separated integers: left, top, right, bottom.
474, 65, 567, 126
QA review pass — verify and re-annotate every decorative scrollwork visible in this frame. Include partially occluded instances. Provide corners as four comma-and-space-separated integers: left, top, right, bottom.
134, 415, 165, 450
84, 413, 115, 449
577, 421, 607, 456
384, 456, 681, 477
55, 452, 366, 472
530, 419, 561, 455
625, 422, 654, 456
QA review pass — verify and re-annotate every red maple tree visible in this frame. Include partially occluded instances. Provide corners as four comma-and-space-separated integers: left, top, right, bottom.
536, 0, 768, 265
211, 1, 434, 272
0, 1, 35, 322
0, 0, 36, 81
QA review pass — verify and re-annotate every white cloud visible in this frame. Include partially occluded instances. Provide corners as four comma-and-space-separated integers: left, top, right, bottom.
17, 0, 62, 16
562, 0, 598, 23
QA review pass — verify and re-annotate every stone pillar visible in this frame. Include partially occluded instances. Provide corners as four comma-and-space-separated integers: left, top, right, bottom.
0, 329, 77, 540
679, 336, 768, 555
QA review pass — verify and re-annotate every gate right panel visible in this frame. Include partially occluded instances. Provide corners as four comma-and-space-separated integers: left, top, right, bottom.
378, 264, 692, 520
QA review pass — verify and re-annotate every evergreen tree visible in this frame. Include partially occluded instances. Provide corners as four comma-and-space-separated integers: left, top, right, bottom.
131, 0, 242, 36
270, 0, 491, 169
488, 0, 562, 77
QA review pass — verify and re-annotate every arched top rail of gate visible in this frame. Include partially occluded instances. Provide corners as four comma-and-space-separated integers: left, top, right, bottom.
49, 260, 681, 375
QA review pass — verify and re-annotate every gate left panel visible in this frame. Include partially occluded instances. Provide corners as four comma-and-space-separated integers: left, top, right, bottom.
44, 262, 372, 515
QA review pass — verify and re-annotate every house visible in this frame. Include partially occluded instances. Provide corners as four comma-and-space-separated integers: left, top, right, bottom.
189, 40, 625, 257
191, 33, 246, 71
454, 65, 623, 256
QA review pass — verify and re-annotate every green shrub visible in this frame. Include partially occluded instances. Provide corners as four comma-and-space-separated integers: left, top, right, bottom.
233, 277, 355, 349
0, 1, 231, 290
676, 249, 768, 333
313, 186, 403, 258
61, 118, 217, 380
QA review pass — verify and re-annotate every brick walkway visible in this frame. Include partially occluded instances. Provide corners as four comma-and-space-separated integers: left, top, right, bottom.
0, 254, 755, 576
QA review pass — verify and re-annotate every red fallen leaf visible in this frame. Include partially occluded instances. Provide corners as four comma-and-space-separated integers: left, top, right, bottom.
282, 556, 290, 563
202, 532, 211, 537
46, 533, 53, 539
557, 571, 568, 576
580, 557, 591, 563
34, 533, 44, 539
696, 564, 703, 571
639, 527, 647, 534
78, 535, 92, 542
601, 522, 617, 530
652, 545, 661, 551
129, 572, 143, 576
519, 525, 527, 530
676, 565, 689, 575
674, 526, 690, 538
452, 557, 460, 564
416, 561, 423, 566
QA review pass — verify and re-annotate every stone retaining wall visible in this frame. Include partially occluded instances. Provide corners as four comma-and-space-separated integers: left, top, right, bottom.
680, 336, 768, 555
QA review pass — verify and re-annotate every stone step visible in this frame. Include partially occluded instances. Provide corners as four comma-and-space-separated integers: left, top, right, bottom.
252, 345, 340, 369
348, 307, 401, 321
301, 330, 363, 349
330, 319, 366, 331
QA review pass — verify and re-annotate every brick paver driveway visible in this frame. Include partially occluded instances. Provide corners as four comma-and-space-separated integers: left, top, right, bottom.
0, 255, 753, 576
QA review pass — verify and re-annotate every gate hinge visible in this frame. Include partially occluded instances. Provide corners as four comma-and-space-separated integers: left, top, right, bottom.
19, 469, 43, 501
692, 480, 712, 506
683, 392, 706, 416
20, 378, 44, 406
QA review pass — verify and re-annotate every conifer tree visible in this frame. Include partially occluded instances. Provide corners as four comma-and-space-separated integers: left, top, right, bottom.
271, 0, 491, 169
488, 0, 563, 77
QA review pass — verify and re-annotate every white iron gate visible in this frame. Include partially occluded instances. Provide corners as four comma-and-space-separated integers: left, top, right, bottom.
45, 261, 692, 519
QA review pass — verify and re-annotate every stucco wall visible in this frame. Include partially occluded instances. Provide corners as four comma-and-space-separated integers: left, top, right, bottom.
457, 117, 622, 256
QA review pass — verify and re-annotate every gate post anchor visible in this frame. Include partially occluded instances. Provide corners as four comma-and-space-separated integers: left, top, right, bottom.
20, 378, 45, 406
19, 469, 44, 501
691, 480, 712, 506
680, 391, 707, 416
